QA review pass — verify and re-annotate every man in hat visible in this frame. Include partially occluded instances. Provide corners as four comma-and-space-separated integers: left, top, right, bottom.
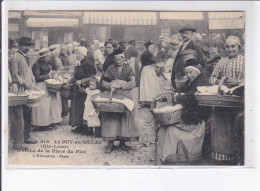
171, 25, 206, 89
10, 37, 38, 145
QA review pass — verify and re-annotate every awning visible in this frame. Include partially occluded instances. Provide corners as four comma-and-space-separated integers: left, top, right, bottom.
26, 18, 79, 27
160, 12, 204, 20
9, 12, 22, 19
83, 12, 158, 25
208, 12, 245, 30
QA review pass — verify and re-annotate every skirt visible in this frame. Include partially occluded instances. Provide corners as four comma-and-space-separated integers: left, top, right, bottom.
139, 65, 162, 102
211, 107, 240, 161
31, 82, 62, 127
101, 89, 139, 141
158, 121, 205, 162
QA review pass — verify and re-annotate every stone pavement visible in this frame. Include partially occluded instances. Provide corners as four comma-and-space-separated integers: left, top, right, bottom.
8, 105, 158, 166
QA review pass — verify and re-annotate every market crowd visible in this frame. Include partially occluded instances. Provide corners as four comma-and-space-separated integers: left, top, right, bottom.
8, 25, 245, 165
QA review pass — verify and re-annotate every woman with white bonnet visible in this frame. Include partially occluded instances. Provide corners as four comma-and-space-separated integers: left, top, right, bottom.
158, 59, 210, 164
31, 48, 62, 128
70, 46, 97, 134
209, 35, 244, 165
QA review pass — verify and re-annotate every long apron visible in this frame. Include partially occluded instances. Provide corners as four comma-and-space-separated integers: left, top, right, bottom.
31, 82, 52, 126
31, 82, 62, 126
158, 121, 205, 162
139, 65, 161, 102
101, 89, 139, 141
211, 107, 240, 161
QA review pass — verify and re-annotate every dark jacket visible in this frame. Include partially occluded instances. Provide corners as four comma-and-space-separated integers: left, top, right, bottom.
171, 40, 206, 88
177, 73, 210, 125
32, 58, 52, 82
141, 51, 156, 67
73, 58, 97, 82
59, 53, 70, 66
103, 54, 116, 72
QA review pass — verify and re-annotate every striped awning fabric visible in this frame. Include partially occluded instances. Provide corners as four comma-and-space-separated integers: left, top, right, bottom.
208, 12, 245, 30
160, 12, 204, 20
83, 12, 158, 25
26, 18, 79, 27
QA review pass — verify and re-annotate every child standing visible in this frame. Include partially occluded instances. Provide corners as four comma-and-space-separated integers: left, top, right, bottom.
83, 78, 101, 136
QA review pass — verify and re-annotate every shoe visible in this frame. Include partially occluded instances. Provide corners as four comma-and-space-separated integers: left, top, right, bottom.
24, 138, 38, 144
13, 144, 29, 150
119, 141, 130, 151
71, 126, 80, 133
105, 143, 114, 154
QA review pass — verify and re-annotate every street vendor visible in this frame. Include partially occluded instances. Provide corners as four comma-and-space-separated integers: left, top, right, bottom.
158, 59, 210, 164
101, 48, 140, 154
209, 35, 244, 164
31, 48, 62, 128
10, 36, 37, 144
70, 46, 97, 134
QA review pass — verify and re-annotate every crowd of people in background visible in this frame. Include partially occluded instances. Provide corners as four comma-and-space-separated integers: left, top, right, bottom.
8, 24, 245, 165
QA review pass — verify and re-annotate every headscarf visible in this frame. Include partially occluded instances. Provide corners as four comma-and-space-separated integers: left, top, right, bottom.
185, 66, 201, 74
76, 46, 88, 56
225, 35, 241, 47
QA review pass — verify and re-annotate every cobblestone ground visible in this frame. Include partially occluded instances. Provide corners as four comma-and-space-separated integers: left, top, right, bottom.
8, 88, 158, 166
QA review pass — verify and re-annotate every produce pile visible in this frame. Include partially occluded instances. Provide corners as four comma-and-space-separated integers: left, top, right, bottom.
45, 79, 63, 85
197, 85, 230, 95
153, 104, 183, 113
24, 90, 44, 99
8, 92, 27, 97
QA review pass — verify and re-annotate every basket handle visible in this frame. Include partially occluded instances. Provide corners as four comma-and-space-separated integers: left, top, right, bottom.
151, 91, 177, 110
218, 77, 227, 95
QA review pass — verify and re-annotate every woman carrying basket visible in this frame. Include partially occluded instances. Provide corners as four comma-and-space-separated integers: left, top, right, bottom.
158, 59, 210, 164
31, 48, 62, 128
209, 36, 244, 164
101, 48, 139, 154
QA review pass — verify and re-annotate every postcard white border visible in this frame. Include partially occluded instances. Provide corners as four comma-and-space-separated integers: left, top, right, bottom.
2, 1, 260, 190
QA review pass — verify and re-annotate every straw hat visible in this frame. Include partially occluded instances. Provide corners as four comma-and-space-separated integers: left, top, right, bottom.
39, 48, 51, 58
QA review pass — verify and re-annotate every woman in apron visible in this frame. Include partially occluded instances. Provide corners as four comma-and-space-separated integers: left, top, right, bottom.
209, 36, 244, 164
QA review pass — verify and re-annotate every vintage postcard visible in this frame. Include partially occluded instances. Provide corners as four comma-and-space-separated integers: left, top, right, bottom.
5, 9, 245, 167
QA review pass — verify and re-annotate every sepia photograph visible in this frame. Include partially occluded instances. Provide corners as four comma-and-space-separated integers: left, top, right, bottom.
6, 10, 245, 167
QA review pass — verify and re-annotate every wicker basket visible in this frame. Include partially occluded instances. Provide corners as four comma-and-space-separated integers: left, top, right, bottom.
151, 92, 182, 126
195, 77, 243, 108
46, 82, 63, 93
91, 91, 132, 113
8, 94, 28, 107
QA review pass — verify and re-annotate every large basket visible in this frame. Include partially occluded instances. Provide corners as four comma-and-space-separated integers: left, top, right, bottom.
91, 91, 132, 113
46, 82, 63, 93
151, 92, 182, 126
195, 77, 243, 108
8, 94, 28, 107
